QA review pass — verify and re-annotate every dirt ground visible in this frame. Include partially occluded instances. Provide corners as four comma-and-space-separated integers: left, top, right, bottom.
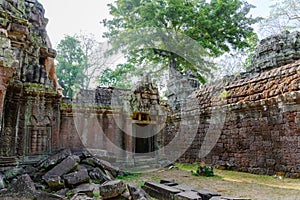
121, 167, 300, 200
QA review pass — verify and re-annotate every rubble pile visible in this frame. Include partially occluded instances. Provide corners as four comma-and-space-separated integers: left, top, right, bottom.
0, 149, 141, 200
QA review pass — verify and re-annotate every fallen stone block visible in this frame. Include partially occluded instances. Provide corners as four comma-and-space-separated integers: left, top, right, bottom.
47, 175, 65, 191
88, 167, 110, 183
70, 193, 95, 200
3, 167, 24, 180
42, 155, 79, 181
63, 169, 90, 187
173, 184, 195, 191
23, 165, 38, 176
142, 181, 181, 200
0, 174, 36, 199
165, 182, 179, 186
192, 189, 221, 200
35, 191, 64, 200
98, 159, 120, 177
160, 178, 176, 184
82, 157, 120, 177
73, 183, 100, 197
36, 148, 72, 170
160, 178, 178, 186
174, 191, 202, 200
121, 190, 131, 199
99, 180, 126, 199
56, 188, 69, 197
127, 184, 150, 200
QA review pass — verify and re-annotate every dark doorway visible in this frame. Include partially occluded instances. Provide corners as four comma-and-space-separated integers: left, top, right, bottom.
134, 124, 155, 153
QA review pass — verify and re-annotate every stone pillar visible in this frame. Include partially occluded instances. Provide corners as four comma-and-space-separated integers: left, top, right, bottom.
0, 81, 23, 165
0, 67, 14, 129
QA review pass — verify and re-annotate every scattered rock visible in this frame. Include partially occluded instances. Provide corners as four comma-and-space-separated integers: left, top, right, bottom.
83, 157, 120, 177
99, 180, 126, 199
47, 175, 65, 191
73, 183, 100, 197
142, 181, 181, 200
160, 178, 176, 184
23, 165, 38, 176
0, 173, 4, 189
35, 191, 64, 200
56, 188, 69, 196
35, 183, 46, 191
160, 178, 178, 186
63, 169, 90, 187
174, 191, 202, 200
193, 189, 221, 200
70, 193, 95, 200
43, 155, 79, 181
99, 159, 120, 177
0, 174, 36, 199
3, 167, 24, 180
127, 184, 150, 200
36, 148, 72, 170
89, 167, 110, 183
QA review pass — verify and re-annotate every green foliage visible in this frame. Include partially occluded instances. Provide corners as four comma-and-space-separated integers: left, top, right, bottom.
219, 90, 229, 99
93, 191, 101, 198
115, 171, 140, 180
56, 35, 87, 98
102, 0, 259, 83
175, 163, 198, 171
98, 63, 135, 88
196, 166, 214, 177
243, 34, 259, 70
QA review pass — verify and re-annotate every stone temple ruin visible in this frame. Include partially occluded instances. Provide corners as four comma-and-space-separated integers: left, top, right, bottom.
0, 0, 299, 191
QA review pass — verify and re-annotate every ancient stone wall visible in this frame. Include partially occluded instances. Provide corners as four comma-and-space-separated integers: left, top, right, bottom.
249, 30, 300, 73
172, 32, 300, 177
0, 0, 61, 165
59, 78, 163, 165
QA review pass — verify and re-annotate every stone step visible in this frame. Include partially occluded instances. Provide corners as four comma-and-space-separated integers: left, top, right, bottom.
134, 157, 157, 165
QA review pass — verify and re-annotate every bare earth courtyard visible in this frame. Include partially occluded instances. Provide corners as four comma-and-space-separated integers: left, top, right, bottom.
121, 164, 300, 200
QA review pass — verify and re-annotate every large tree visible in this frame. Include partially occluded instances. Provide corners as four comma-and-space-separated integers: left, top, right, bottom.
56, 35, 87, 98
98, 63, 135, 88
102, 0, 259, 83
75, 33, 110, 89
259, 0, 300, 38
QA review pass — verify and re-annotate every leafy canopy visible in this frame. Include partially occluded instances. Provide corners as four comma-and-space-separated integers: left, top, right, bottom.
56, 35, 87, 98
102, 0, 259, 83
98, 63, 135, 89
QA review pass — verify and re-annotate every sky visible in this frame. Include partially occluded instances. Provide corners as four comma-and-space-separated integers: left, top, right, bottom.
38, 0, 275, 48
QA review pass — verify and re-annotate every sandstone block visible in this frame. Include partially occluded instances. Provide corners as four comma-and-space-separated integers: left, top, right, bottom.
127, 184, 150, 200
63, 169, 90, 186
42, 155, 79, 181
36, 148, 72, 170
142, 181, 181, 200
1, 174, 36, 198
47, 175, 65, 191
99, 180, 126, 199
174, 191, 202, 200
73, 183, 100, 197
